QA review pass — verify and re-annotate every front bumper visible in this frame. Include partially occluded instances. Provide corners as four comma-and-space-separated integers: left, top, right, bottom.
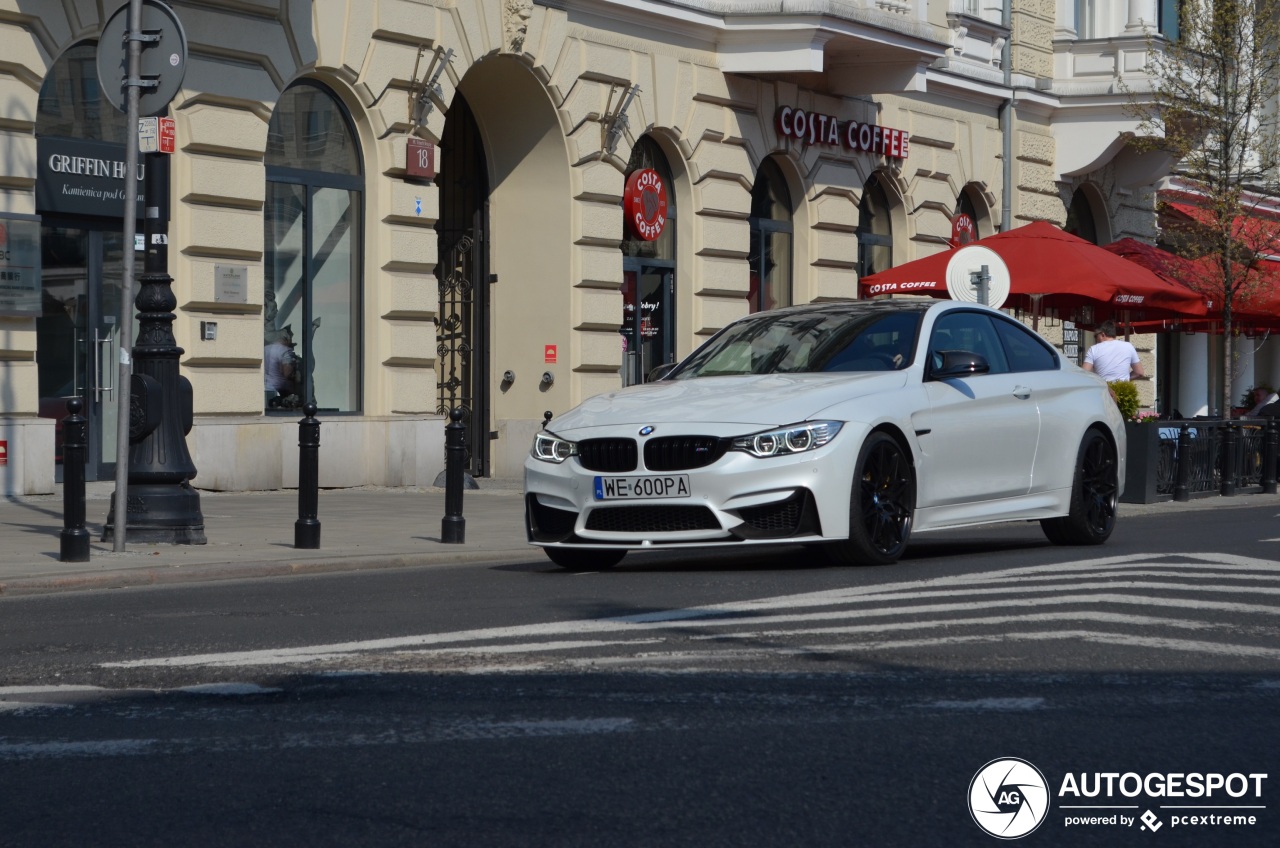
524, 441, 858, 550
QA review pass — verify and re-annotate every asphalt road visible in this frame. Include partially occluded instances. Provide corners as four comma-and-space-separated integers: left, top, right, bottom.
0, 503, 1277, 846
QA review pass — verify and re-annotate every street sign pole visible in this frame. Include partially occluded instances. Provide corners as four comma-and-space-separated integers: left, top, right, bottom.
112, 0, 144, 552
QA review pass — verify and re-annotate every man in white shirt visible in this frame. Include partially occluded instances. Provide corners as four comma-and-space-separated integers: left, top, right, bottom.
1083, 321, 1144, 381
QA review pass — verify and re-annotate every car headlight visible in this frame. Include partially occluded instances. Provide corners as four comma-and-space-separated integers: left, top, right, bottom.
731, 421, 843, 458
531, 432, 577, 463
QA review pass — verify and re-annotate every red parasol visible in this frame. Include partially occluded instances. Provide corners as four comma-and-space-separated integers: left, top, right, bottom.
860, 221, 1209, 320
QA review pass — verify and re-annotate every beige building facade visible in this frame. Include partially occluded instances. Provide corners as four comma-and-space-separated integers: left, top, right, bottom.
0, 0, 1170, 495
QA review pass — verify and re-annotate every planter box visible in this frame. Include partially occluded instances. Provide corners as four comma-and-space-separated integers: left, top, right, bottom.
1121, 421, 1171, 504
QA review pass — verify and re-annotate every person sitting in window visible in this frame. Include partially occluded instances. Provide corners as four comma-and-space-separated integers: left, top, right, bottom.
264, 325, 299, 407
1240, 385, 1280, 418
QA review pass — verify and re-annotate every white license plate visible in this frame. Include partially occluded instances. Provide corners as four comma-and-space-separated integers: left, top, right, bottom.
594, 474, 691, 500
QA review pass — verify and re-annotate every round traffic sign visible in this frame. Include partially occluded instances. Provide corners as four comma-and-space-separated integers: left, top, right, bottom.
96, 0, 188, 116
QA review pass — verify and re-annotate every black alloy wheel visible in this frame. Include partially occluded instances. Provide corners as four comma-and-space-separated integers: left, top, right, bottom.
1041, 428, 1117, 545
826, 432, 915, 566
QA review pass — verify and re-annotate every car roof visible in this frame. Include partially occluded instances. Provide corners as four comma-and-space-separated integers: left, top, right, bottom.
740, 298, 989, 321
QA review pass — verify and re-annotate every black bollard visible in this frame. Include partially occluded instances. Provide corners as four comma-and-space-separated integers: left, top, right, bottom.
59, 399, 91, 562
1174, 424, 1192, 502
442, 408, 466, 543
1220, 422, 1237, 497
1265, 418, 1278, 495
295, 402, 321, 549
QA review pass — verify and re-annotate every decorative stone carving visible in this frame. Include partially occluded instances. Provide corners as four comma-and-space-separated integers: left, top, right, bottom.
504, 0, 532, 53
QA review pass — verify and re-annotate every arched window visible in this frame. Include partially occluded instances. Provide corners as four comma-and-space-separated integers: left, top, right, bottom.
37, 42, 127, 142
264, 81, 363, 413
858, 173, 893, 278
1065, 188, 1099, 244
748, 158, 793, 313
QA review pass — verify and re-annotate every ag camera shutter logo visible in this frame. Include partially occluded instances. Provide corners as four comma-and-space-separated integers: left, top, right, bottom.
969, 758, 1050, 839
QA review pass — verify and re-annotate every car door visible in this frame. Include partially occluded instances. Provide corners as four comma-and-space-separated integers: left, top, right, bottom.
989, 314, 1077, 494
913, 310, 1041, 507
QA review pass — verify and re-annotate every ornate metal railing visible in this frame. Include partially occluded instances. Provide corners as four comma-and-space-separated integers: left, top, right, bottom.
437, 231, 475, 471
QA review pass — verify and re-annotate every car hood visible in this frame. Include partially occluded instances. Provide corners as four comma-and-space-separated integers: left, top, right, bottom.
547, 373, 907, 433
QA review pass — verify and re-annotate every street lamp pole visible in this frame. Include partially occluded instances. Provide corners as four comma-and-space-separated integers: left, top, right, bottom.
111, 0, 144, 552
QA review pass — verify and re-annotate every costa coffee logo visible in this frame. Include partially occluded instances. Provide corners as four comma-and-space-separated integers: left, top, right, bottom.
951, 213, 976, 246
625, 168, 668, 241
776, 106, 909, 160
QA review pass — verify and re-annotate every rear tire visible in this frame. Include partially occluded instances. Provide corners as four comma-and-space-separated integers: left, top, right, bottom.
544, 546, 626, 572
1041, 429, 1117, 546
825, 432, 914, 566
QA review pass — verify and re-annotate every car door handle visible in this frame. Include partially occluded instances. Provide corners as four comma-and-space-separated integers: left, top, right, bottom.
1013, 385, 1031, 399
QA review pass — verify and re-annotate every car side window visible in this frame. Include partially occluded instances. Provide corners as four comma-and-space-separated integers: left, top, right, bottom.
993, 317, 1059, 372
820, 312, 920, 372
928, 312, 1010, 375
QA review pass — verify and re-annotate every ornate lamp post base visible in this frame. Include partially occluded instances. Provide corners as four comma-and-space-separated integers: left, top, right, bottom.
102, 481, 207, 545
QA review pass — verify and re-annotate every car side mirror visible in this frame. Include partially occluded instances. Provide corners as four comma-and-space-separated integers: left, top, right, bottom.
928, 349, 990, 380
647, 363, 677, 382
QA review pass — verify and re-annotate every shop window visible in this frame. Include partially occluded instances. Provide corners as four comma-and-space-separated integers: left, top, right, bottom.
858, 173, 893, 279
748, 157, 793, 313
264, 81, 363, 413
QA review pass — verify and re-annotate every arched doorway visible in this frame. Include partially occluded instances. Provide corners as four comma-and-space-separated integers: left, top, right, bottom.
621, 136, 678, 386
436, 56, 574, 478
1065, 186, 1110, 245
435, 93, 491, 477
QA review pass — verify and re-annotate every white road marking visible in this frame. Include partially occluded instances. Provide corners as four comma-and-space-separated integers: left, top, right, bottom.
919, 698, 1046, 711
0, 718, 636, 761
98, 552, 1280, 670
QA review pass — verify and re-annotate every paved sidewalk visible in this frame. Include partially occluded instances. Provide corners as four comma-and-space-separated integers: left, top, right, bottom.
1, 481, 1276, 596
0, 482, 534, 596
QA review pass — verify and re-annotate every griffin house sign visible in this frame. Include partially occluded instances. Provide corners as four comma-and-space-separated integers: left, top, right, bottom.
776, 107, 910, 160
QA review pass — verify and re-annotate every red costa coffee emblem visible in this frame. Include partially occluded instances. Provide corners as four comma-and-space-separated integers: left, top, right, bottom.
625, 168, 668, 241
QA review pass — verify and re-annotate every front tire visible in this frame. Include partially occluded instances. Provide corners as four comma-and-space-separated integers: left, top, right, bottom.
544, 546, 626, 572
825, 432, 914, 566
1041, 429, 1117, 546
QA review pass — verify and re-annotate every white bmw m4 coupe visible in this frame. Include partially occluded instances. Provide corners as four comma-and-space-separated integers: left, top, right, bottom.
524, 299, 1126, 571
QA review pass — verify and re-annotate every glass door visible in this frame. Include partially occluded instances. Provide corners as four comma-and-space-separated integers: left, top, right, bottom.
37, 225, 124, 481
620, 265, 674, 386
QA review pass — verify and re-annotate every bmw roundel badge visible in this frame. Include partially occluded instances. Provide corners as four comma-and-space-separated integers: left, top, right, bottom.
639, 425, 655, 436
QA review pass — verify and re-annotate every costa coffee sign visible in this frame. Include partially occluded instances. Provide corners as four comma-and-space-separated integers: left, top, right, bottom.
776, 106, 910, 160
625, 168, 668, 241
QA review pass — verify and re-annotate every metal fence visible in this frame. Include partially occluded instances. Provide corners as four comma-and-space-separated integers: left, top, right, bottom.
1146, 419, 1279, 500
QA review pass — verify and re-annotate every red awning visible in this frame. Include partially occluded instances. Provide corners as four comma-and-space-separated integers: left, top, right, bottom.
858, 221, 1209, 319
1105, 242, 1280, 332
1164, 202, 1280, 253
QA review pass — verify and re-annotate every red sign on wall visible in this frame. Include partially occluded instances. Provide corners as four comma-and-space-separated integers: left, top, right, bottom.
624, 168, 668, 241
406, 138, 436, 179
544, 344, 557, 364
0, 439, 7, 466
951, 213, 976, 247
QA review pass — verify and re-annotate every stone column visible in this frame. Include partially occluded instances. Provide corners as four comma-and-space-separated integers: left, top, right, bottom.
1125, 0, 1158, 33
1178, 333, 1210, 417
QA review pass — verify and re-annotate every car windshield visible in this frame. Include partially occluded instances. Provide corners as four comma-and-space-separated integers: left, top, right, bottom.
669, 307, 923, 379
